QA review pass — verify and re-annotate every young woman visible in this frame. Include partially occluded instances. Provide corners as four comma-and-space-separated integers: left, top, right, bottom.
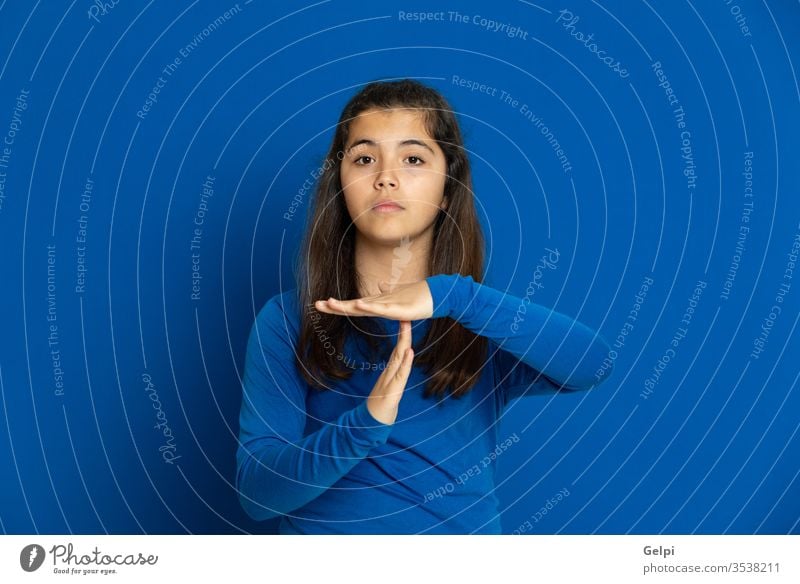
235, 79, 613, 534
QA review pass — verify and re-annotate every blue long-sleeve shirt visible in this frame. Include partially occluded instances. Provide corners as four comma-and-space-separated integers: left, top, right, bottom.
235, 273, 613, 534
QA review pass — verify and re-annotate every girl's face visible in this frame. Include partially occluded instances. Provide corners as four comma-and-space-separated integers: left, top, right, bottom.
339, 108, 448, 245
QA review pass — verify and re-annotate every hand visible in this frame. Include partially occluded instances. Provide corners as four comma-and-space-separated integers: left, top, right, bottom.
366, 320, 414, 425
314, 279, 433, 321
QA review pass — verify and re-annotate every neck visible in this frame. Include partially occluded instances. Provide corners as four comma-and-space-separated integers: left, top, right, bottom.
354, 231, 433, 297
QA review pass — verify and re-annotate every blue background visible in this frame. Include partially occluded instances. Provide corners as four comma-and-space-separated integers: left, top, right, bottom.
0, 0, 798, 534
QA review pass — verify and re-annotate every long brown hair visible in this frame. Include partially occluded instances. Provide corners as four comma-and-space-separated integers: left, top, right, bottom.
293, 79, 487, 400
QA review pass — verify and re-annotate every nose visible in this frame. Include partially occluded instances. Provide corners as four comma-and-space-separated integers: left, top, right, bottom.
373, 162, 398, 190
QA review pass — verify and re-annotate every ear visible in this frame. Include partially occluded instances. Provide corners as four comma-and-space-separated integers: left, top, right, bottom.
440, 196, 449, 211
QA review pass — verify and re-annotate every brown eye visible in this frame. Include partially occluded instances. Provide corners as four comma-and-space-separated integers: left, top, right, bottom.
406, 156, 424, 165
354, 155, 373, 165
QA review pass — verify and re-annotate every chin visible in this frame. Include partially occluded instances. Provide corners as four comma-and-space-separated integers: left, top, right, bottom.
359, 225, 414, 245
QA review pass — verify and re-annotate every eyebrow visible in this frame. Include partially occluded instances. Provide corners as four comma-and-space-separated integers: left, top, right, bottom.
345, 138, 436, 155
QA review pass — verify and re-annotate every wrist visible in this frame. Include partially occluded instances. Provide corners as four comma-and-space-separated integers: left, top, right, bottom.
349, 401, 393, 445
425, 273, 474, 319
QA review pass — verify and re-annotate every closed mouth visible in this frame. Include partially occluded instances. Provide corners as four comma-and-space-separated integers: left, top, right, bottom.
372, 201, 405, 211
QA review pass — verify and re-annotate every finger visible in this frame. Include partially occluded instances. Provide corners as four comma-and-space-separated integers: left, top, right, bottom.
330, 298, 392, 317
355, 298, 403, 317
388, 321, 412, 374
313, 300, 342, 314
384, 321, 411, 373
386, 320, 409, 358
393, 347, 414, 383
315, 297, 404, 319
378, 346, 403, 390
380, 347, 413, 399
314, 298, 371, 316
396, 319, 411, 353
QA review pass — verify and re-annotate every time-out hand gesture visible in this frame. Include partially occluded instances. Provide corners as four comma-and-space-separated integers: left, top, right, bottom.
314, 280, 433, 321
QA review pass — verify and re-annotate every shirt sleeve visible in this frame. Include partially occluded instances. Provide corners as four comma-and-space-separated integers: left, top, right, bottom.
425, 273, 613, 402
235, 295, 393, 521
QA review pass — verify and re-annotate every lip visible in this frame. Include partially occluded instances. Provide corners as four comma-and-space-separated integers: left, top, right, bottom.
371, 200, 405, 213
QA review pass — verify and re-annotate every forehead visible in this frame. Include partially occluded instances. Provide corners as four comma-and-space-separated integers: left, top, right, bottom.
347, 108, 432, 141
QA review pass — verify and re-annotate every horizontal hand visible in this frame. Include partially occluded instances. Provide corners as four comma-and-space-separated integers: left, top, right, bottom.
314, 280, 434, 321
